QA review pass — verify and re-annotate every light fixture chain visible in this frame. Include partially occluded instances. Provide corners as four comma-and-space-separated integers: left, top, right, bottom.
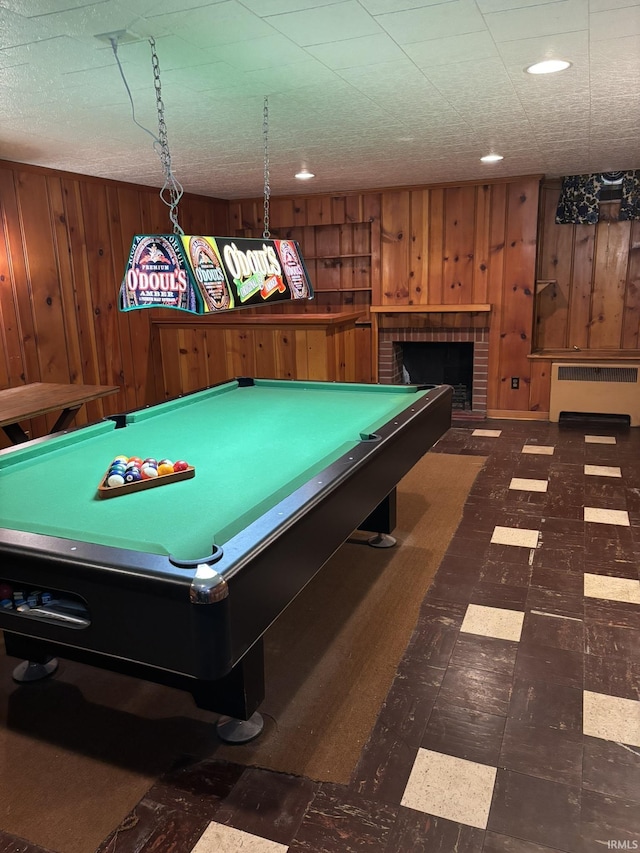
149, 37, 184, 235
263, 96, 270, 239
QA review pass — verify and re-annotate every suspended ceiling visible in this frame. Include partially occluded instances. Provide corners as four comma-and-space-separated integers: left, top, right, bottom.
0, 0, 638, 200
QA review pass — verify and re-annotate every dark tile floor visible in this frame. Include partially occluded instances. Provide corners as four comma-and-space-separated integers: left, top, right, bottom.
2, 418, 639, 853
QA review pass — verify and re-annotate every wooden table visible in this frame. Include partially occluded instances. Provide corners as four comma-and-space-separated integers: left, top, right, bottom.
0, 382, 119, 444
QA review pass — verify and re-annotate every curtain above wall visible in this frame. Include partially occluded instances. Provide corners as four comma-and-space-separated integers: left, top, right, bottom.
619, 171, 640, 221
555, 171, 640, 224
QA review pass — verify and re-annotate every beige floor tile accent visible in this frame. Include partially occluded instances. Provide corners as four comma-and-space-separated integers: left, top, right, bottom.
472, 429, 502, 437
584, 464, 622, 478
584, 573, 640, 604
401, 749, 497, 829
583, 691, 640, 747
521, 444, 554, 455
191, 824, 288, 853
584, 507, 630, 526
509, 477, 548, 492
491, 525, 540, 548
461, 603, 525, 641
585, 435, 617, 444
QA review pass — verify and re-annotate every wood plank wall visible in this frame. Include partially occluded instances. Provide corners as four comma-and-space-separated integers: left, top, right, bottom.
153, 315, 363, 399
536, 180, 640, 351
376, 179, 541, 416
0, 160, 228, 447
5, 162, 638, 434
230, 176, 541, 416
228, 192, 381, 319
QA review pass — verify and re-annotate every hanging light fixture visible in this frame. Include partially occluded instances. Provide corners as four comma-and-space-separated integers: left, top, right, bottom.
112, 42, 313, 316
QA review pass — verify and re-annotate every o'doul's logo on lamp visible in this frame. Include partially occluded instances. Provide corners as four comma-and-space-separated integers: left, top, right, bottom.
187, 237, 233, 312
121, 235, 196, 312
218, 239, 286, 303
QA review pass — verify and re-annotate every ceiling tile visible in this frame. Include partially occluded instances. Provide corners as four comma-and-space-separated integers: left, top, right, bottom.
376, 0, 486, 44
306, 32, 405, 68
590, 3, 640, 39
264, 0, 381, 46
484, 0, 588, 42
405, 30, 498, 68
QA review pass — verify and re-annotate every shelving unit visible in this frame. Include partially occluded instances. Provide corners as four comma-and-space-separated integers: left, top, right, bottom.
233, 215, 378, 311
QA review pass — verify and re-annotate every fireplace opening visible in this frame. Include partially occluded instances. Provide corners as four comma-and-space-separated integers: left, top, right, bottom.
400, 342, 473, 410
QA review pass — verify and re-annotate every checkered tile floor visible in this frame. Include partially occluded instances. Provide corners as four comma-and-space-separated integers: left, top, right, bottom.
3, 418, 638, 853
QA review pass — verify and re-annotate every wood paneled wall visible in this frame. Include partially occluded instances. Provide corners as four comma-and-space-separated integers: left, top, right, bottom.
377, 180, 541, 415
152, 313, 367, 399
13, 159, 632, 428
536, 180, 640, 351
230, 177, 541, 416
0, 159, 228, 446
228, 193, 380, 318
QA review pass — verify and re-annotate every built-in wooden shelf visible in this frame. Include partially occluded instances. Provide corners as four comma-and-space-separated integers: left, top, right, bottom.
370, 304, 491, 313
151, 311, 363, 327
529, 349, 640, 361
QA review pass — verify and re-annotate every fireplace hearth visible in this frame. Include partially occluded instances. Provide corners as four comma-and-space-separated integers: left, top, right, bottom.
378, 328, 488, 417
400, 342, 473, 409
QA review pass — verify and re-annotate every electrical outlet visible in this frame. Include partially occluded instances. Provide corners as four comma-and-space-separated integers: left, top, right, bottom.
511, 377, 519, 389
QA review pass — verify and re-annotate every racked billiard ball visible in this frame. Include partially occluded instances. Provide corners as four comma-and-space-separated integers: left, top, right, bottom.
173, 460, 189, 472
124, 469, 141, 483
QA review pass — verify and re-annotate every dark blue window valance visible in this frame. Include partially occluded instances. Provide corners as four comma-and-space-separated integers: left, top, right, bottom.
555, 171, 640, 224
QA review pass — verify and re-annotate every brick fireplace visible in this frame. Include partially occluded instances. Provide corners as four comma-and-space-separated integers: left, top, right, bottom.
378, 327, 489, 417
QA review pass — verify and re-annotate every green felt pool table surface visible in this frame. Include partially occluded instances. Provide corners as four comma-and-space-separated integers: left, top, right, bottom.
0, 379, 432, 561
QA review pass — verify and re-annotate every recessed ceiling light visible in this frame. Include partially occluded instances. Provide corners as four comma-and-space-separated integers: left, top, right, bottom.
295, 169, 315, 180
525, 59, 571, 75
481, 153, 504, 163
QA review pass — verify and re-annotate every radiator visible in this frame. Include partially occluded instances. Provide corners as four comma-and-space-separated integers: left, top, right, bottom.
549, 362, 640, 426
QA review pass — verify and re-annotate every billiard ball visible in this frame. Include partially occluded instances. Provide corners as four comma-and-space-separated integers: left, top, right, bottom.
141, 465, 158, 479
157, 462, 174, 476
142, 457, 158, 468
107, 473, 125, 487
173, 460, 189, 472
124, 469, 141, 483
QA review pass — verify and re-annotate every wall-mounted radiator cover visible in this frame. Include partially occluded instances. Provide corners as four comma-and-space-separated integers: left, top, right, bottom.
549, 362, 640, 426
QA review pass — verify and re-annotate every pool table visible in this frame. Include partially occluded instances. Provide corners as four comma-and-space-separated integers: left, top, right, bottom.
0, 378, 452, 738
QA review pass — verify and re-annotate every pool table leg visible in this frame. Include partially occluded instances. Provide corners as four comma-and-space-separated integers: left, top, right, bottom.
12, 658, 59, 682
358, 489, 397, 547
216, 711, 264, 743
367, 532, 397, 548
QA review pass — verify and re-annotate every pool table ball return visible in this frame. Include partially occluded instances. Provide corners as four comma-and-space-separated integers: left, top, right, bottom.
0, 378, 452, 742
